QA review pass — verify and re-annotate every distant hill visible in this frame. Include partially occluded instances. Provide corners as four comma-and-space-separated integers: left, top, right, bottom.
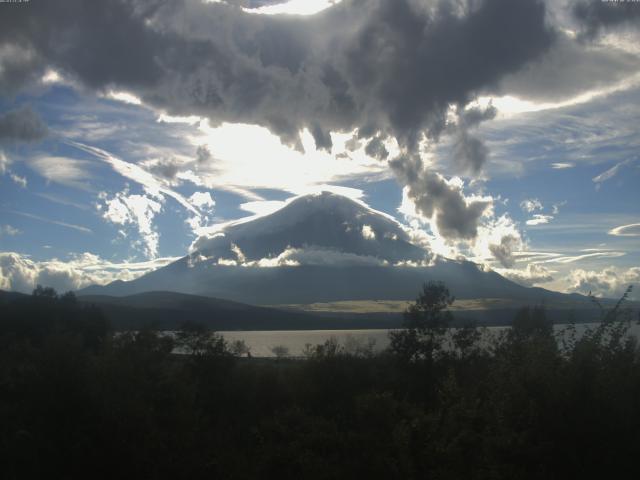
77, 291, 399, 331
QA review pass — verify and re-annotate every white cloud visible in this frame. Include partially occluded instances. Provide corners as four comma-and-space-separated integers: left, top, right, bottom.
68, 141, 200, 215
551, 162, 575, 169
104, 90, 143, 105
497, 263, 554, 287
0, 251, 178, 293
592, 158, 634, 184
567, 266, 640, 300
398, 187, 525, 268
9, 173, 27, 188
361, 224, 376, 240
0, 150, 9, 173
187, 122, 386, 195
538, 250, 626, 265
244, 246, 388, 268
101, 191, 163, 258
243, 0, 342, 16
9, 210, 92, 234
188, 191, 215, 209
526, 214, 554, 226
240, 200, 287, 216
609, 223, 640, 237
27, 155, 93, 190
520, 198, 543, 213
0, 225, 21, 237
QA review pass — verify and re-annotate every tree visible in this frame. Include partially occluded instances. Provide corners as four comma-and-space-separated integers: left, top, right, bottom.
270, 345, 290, 359
389, 281, 454, 362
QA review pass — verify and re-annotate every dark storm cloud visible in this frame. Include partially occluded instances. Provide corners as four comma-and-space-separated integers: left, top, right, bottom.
364, 136, 389, 161
196, 145, 213, 165
0, 0, 556, 241
0, 106, 48, 143
0, 0, 554, 153
391, 154, 490, 239
449, 103, 496, 175
148, 158, 181, 180
488, 234, 519, 268
572, 0, 640, 38
498, 33, 640, 102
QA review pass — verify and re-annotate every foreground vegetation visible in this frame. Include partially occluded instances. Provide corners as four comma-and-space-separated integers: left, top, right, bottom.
1, 284, 639, 479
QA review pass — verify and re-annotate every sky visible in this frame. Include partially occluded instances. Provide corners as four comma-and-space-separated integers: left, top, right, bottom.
0, 0, 639, 299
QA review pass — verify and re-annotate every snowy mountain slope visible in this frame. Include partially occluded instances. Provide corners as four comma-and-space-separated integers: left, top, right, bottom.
191, 191, 429, 265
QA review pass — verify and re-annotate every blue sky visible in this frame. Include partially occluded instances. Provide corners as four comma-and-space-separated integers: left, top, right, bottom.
0, 0, 639, 299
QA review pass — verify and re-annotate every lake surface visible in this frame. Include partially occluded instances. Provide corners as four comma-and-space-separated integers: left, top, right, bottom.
220, 323, 640, 358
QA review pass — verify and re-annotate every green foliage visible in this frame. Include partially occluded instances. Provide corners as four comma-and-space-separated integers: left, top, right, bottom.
389, 281, 454, 362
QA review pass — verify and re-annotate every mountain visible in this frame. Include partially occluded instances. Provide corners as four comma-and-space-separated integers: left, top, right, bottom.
191, 191, 427, 264
79, 192, 597, 319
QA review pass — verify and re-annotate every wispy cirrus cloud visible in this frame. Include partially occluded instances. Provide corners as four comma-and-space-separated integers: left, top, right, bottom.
7, 210, 92, 234
27, 155, 93, 190
592, 158, 636, 185
609, 223, 640, 237
67, 140, 200, 216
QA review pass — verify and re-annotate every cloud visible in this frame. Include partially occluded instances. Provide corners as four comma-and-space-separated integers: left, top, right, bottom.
242, 246, 388, 268
35, 192, 91, 211
592, 158, 634, 184
449, 104, 497, 175
567, 266, 640, 299
68, 141, 200, 215
9, 210, 92, 234
361, 224, 375, 240
499, 263, 554, 287
538, 250, 625, 264
27, 155, 93, 189
0, 106, 47, 143
0, 251, 178, 293
0, 0, 553, 155
398, 183, 523, 267
0, 225, 21, 237
572, 0, 640, 39
497, 32, 640, 103
609, 222, 640, 237
526, 214, 554, 226
188, 191, 216, 209
0, 150, 8, 173
145, 157, 182, 181
5, 0, 601, 244
100, 190, 163, 258
195, 145, 213, 165
520, 198, 543, 213
391, 156, 491, 240
520, 198, 557, 225
551, 162, 574, 169
488, 234, 521, 268
243, 0, 341, 16
9, 173, 26, 188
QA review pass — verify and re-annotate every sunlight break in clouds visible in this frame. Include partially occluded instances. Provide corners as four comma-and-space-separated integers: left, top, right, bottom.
186, 121, 387, 195
243, 0, 342, 16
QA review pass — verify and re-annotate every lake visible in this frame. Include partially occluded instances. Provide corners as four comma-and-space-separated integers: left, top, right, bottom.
219, 322, 640, 358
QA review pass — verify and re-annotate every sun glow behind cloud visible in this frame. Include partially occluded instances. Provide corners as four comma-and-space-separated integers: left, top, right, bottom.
477, 71, 640, 117
184, 120, 388, 195
243, 0, 342, 16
